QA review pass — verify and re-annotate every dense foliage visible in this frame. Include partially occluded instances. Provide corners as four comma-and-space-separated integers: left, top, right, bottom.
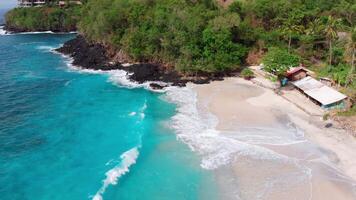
5, 6, 81, 32
4, 0, 356, 84
79, 0, 248, 73
76, 0, 356, 77
262, 47, 300, 77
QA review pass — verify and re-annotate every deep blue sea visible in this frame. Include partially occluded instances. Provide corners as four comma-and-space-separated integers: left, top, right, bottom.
0, 33, 218, 200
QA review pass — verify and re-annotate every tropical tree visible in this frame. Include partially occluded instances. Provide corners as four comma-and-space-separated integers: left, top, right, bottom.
281, 23, 304, 52
323, 16, 342, 65
279, 7, 305, 52
306, 18, 322, 36
333, 0, 356, 26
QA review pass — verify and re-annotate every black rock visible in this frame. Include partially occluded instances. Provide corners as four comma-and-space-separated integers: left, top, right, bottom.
123, 64, 162, 83
149, 83, 166, 90
55, 35, 225, 88
192, 78, 211, 84
56, 35, 117, 70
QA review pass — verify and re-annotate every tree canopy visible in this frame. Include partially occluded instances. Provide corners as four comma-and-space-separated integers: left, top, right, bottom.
5, 0, 356, 81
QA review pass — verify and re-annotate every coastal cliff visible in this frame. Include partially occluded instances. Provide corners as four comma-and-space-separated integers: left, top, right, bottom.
56, 36, 223, 87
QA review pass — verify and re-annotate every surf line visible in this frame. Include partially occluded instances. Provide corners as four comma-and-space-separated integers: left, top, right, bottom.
92, 147, 140, 200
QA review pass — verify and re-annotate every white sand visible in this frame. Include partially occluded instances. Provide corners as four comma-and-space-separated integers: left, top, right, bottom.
191, 77, 356, 200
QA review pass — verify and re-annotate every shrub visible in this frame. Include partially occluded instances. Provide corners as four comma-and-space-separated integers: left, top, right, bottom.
240, 68, 255, 79
318, 63, 351, 86
262, 47, 300, 78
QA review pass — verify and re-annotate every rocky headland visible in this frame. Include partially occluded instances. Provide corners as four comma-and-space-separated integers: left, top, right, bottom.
56, 35, 226, 89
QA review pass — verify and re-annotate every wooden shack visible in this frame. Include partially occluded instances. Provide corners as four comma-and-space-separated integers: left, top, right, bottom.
286, 67, 308, 81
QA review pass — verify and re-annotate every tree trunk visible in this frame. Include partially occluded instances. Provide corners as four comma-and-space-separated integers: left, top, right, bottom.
329, 40, 333, 65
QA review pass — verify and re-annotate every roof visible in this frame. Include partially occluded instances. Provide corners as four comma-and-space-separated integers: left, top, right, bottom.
292, 77, 347, 106
286, 67, 308, 76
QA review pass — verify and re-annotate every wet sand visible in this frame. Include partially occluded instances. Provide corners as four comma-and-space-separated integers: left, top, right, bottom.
191, 78, 356, 200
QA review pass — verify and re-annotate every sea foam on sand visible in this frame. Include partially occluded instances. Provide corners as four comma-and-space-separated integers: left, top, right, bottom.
164, 86, 311, 170
184, 78, 356, 200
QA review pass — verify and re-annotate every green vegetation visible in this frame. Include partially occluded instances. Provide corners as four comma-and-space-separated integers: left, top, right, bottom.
76, 0, 355, 80
240, 68, 254, 79
338, 105, 356, 116
5, 0, 356, 76
5, 0, 356, 111
5, 6, 81, 32
78, 0, 248, 74
262, 47, 300, 77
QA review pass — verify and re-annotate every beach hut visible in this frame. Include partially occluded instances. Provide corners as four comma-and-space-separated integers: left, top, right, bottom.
292, 77, 347, 109
286, 67, 308, 81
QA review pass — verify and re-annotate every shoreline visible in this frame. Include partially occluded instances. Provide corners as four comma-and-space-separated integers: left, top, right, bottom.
191, 77, 356, 199
34, 32, 356, 199
0, 26, 77, 35
56, 35, 230, 89
54, 35, 356, 198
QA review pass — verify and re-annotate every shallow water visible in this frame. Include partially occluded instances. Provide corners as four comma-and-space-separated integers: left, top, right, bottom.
0, 33, 218, 200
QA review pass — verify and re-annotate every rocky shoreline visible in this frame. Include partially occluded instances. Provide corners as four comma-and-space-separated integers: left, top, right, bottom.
3, 25, 76, 34
56, 35, 226, 89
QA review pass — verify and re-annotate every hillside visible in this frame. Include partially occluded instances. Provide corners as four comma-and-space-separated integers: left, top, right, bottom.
5, 6, 81, 32
4, 0, 356, 114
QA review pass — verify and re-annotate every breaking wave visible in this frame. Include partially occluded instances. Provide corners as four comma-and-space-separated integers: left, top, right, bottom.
65, 61, 168, 92
61, 50, 309, 170
53, 46, 356, 199
0, 26, 8, 35
36, 45, 59, 52
57, 48, 310, 169
0, 27, 77, 36
92, 147, 140, 200
164, 86, 310, 169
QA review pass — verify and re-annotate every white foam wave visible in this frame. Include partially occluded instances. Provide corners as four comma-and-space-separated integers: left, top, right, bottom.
63, 59, 168, 92
129, 112, 136, 116
107, 70, 142, 89
58, 51, 310, 174
0, 26, 8, 35
52, 49, 170, 91
93, 147, 139, 200
139, 100, 147, 120
0, 27, 77, 36
36, 45, 59, 52
164, 86, 310, 170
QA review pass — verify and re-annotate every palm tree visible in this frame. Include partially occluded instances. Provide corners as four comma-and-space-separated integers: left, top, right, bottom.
280, 11, 304, 53
281, 24, 304, 52
346, 27, 356, 86
323, 16, 341, 65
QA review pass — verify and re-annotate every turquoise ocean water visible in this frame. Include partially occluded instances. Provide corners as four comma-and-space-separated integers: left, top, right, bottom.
0, 33, 218, 200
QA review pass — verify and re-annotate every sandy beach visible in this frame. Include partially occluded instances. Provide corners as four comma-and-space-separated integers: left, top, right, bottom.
191, 77, 356, 200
